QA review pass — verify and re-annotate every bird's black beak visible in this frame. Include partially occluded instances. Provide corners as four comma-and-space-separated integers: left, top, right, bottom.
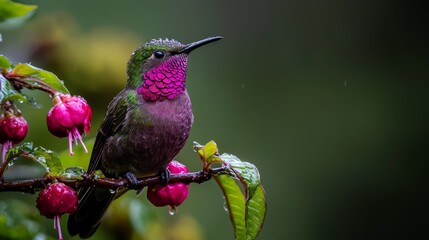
177, 36, 223, 54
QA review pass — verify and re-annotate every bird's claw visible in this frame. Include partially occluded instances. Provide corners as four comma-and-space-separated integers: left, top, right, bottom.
125, 172, 140, 189
159, 168, 170, 185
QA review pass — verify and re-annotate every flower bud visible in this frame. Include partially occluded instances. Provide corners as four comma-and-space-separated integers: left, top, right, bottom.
36, 182, 78, 218
0, 112, 28, 162
147, 160, 189, 210
46, 94, 92, 155
36, 182, 78, 240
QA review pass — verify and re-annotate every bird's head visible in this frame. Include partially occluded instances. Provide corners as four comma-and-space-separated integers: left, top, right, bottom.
126, 36, 223, 101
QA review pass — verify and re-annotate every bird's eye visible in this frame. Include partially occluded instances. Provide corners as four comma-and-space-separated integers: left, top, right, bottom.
154, 50, 165, 59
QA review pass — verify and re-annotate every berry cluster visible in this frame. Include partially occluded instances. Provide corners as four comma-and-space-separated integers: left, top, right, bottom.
0, 94, 92, 163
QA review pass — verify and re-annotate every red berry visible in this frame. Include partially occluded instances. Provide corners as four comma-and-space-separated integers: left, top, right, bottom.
36, 182, 78, 240
46, 94, 92, 155
36, 182, 78, 219
147, 160, 189, 209
0, 113, 28, 162
0, 114, 28, 144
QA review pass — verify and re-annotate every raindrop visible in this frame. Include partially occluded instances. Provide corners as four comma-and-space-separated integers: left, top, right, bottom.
18, 100, 24, 104
108, 189, 116, 194
38, 157, 46, 163
8, 161, 14, 167
223, 201, 229, 213
168, 205, 177, 216
222, 196, 229, 212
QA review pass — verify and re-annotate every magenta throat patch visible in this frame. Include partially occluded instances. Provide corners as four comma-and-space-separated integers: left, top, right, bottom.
138, 55, 188, 101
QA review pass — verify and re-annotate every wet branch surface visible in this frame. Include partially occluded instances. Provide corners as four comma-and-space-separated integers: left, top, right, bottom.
0, 167, 229, 194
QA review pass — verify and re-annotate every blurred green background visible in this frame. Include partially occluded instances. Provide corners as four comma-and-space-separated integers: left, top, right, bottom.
1, 0, 428, 239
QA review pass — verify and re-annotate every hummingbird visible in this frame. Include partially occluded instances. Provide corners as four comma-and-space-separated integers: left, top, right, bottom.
67, 36, 223, 238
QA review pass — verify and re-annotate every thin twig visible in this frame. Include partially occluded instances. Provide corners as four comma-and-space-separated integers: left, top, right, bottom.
0, 167, 230, 193
4, 73, 57, 96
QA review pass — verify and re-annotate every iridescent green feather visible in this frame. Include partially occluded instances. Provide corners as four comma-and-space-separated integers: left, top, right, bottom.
125, 39, 184, 88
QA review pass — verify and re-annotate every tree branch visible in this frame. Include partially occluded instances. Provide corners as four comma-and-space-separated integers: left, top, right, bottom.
0, 167, 230, 194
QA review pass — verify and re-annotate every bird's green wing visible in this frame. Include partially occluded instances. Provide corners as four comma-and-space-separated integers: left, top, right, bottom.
68, 89, 130, 238
87, 90, 129, 174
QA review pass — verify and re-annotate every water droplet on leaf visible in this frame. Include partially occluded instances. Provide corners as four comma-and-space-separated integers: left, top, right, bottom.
38, 157, 46, 164
223, 201, 229, 212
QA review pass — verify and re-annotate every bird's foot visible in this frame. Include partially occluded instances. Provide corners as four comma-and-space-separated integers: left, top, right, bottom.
159, 168, 170, 185
125, 172, 140, 189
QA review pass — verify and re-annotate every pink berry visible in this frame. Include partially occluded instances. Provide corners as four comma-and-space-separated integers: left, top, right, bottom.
36, 182, 78, 240
147, 160, 189, 209
0, 114, 28, 144
46, 94, 92, 156
36, 182, 78, 218
0, 113, 28, 162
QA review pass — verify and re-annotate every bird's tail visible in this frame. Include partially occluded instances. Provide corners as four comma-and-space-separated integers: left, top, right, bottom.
67, 186, 115, 238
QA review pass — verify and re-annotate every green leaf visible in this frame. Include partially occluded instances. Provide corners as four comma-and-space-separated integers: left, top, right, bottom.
220, 153, 261, 198
0, 0, 37, 20
58, 166, 85, 180
1, 74, 41, 107
194, 141, 224, 168
0, 74, 18, 103
16, 141, 33, 152
0, 54, 12, 69
214, 174, 247, 240
32, 146, 63, 175
4, 143, 63, 175
0, 0, 37, 29
12, 63, 69, 94
215, 174, 267, 240
246, 185, 266, 240
3, 93, 41, 108
197, 141, 267, 240
93, 169, 105, 180
3, 142, 33, 167
202, 141, 218, 159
